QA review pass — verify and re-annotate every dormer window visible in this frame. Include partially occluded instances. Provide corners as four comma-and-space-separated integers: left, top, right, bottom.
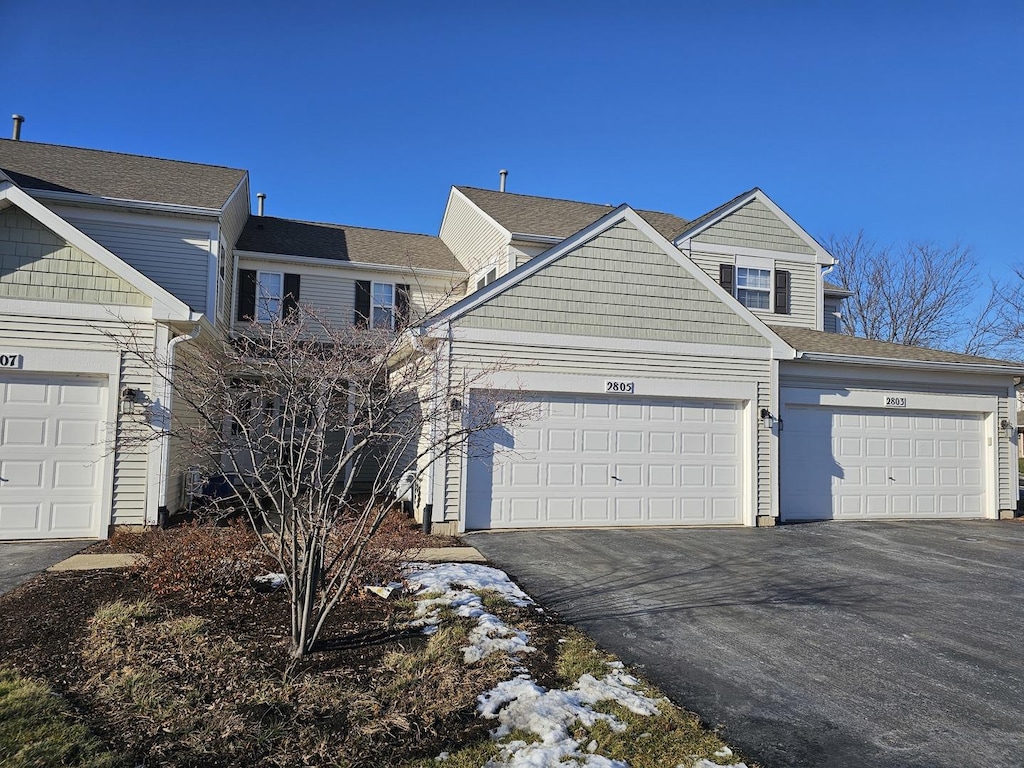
736, 267, 771, 310
719, 261, 790, 315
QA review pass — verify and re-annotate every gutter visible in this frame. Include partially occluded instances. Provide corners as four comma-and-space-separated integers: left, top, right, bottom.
793, 351, 1024, 376
233, 249, 467, 278
155, 324, 202, 525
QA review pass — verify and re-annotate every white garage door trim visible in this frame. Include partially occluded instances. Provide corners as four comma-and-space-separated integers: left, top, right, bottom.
464, 390, 752, 530
0, 371, 110, 539
0, 346, 121, 540
780, 400, 992, 522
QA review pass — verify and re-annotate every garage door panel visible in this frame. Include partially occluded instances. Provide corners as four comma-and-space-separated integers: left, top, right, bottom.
0, 374, 107, 539
781, 403, 985, 522
466, 393, 745, 529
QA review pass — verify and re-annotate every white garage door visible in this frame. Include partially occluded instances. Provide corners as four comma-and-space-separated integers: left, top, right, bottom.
780, 406, 985, 521
465, 393, 745, 529
0, 373, 108, 539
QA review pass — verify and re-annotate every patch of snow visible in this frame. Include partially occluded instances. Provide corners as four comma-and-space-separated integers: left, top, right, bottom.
254, 572, 286, 589
690, 761, 748, 768
405, 563, 536, 663
476, 669, 664, 766
714, 746, 733, 758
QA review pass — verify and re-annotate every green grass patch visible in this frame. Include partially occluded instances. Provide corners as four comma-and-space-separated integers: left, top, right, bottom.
555, 628, 617, 682
0, 668, 125, 768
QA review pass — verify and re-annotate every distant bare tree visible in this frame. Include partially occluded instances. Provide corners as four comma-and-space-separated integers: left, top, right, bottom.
828, 232, 1005, 353
118, 305, 527, 660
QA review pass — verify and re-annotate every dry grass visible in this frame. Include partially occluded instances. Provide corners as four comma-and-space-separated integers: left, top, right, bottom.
0, 668, 125, 767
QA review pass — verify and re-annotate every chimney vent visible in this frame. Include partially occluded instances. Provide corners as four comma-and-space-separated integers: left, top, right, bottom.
256, 192, 266, 216
11, 115, 24, 141
499, 169, 508, 193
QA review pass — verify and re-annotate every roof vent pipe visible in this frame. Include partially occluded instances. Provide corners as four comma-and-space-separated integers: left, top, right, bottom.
11, 115, 24, 141
256, 192, 266, 216
499, 169, 508, 192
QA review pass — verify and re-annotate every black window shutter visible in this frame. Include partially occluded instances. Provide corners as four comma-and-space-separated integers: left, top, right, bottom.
395, 284, 410, 327
774, 270, 790, 314
719, 264, 735, 295
282, 273, 301, 319
237, 269, 256, 321
354, 280, 371, 327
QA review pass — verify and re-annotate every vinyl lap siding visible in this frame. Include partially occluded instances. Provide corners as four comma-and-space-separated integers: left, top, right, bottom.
67, 217, 213, 312
998, 397, 1014, 510
218, 183, 250, 328
0, 313, 155, 526
694, 199, 814, 255
439, 191, 508, 284
764, 259, 817, 329
443, 339, 773, 523
460, 221, 768, 347
0, 208, 149, 306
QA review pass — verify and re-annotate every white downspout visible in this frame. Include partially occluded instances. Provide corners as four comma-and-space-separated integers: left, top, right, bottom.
410, 327, 443, 527
154, 325, 201, 524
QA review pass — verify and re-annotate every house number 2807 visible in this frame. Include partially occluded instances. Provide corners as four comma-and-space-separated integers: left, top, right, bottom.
605, 380, 635, 394
0, 354, 19, 368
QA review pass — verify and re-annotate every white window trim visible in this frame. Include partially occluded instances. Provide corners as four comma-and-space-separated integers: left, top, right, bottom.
371, 280, 396, 330
734, 256, 774, 313
256, 270, 284, 323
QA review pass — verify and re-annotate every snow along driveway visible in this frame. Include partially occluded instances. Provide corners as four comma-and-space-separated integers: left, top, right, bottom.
403, 562, 748, 768
466, 521, 1024, 768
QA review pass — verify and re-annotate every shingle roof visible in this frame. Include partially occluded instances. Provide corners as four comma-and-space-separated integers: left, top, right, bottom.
673, 188, 758, 239
0, 139, 246, 210
769, 325, 1020, 368
823, 280, 853, 296
456, 186, 690, 242
236, 215, 466, 273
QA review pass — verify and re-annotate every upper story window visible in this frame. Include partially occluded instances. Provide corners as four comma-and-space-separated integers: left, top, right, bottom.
355, 280, 410, 329
736, 267, 771, 310
475, 268, 498, 292
236, 269, 300, 323
371, 282, 395, 329
719, 261, 790, 315
257, 271, 284, 322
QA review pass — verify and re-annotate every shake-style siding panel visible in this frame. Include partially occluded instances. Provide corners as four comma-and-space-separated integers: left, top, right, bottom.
458, 221, 768, 346
694, 198, 814, 255
0, 314, 155, 526
439, 191, 509, 283
443, 339, 773, 523
0, 208, 150, 306
66, 216, 213, 311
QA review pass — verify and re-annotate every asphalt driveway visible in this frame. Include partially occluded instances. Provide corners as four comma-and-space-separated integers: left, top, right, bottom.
0, 540, 88, 596
466, 521, 1024, 768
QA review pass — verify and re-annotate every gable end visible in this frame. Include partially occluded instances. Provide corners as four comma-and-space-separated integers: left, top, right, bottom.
694, 198, 814, 255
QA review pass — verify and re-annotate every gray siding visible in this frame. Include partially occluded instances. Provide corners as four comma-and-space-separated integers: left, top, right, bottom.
218, 182, 250, 328
237, 257, 460, 331
444, 339, 773, 523
66, 216, 213, 312
0, 313, 155, 527
694, 199, 814, 255
688, 251, 818, 331
458, 221, 768, 347
998, 396, 1014, 511
0, 208, 149, 306
439, 190, 508, 284
823, 298, 841, 333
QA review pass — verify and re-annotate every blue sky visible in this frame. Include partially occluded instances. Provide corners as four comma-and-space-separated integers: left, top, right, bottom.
5, 1, 1022, 277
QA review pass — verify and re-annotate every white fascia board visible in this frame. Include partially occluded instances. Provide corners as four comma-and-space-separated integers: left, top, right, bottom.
28, 188, 222, 218
449, 325, 774, 360
424, 204, 796, 358
0, 297, 153, 323
793, 351, 1024, 376
439, 186, 511, 241
233, 249, 467, 278
674, 189, 835, 266
0, 181, 195, 322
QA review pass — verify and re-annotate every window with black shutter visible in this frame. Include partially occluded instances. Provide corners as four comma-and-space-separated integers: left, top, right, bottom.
282, 273, 301, 319
719, 264, 735, 295
237, 269, 257, 321
774, 270, 790, 314
395, 284, 410, 327
354, 280, 371, 327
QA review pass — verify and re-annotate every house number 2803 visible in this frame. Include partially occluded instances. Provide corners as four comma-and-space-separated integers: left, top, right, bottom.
605, 380, 635, 394
0, 354, 19, 368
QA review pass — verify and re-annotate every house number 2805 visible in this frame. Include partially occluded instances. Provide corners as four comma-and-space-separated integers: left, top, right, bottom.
0, 354, 19, 368
605, 380, 635, 394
